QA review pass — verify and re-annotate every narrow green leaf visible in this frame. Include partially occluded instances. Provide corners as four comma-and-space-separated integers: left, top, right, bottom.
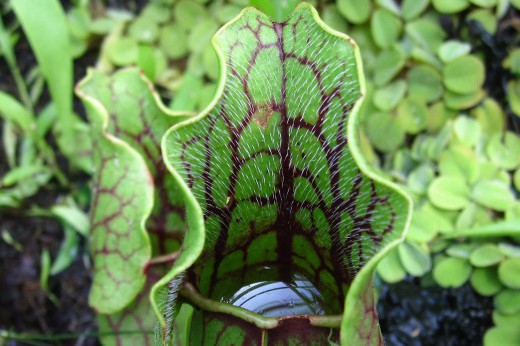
12, 0, 73, 129
50, 225, 79, 275
0, 91, 35, 133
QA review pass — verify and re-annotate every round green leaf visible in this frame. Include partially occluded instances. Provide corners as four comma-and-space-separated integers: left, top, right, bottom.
407, 164, 435, 195
377, 248, 407, 283
376, 0, 401, 16
494, 289, 520, 314
468, 9, 497, 34
188, 19, 218, 53
499, 258, 520, 289
106, 37, 138, 66
336, 0, 372, 24
469, 0, 497, 7
470, 244, 504, 267
504, 48, 520, 76
486, 132, 520, 170
508, 80, 520, 116
396, 97, 428, 134
484, 327, 520, 346
444, 88, 485, 110
426, 102, 455, 132
365, 112, 405, 152
433, 257, 472, 288
216, 5, 242, 25
402, 0, 430, 20
471, 98, 505, 135
202, 45, 219, 81
432, 0, 470, 13
438, 40, 471, 63
160, 24, 188, 60
453, 116, 481, 147
493, 309, 520, 327
428, 176, 471, 210
371, 9, 402, 49
406, 17, 446, 52
513, 0, 520, 9
398, 241, 432, 276
174, 0, 208, 30
498, 243, 520, 259
141, 3, 171, 23
514, 169, 520, 191
373, 48, 406, 86
447, 243, 477, 259
472, 180, 514, 211
439, 146, 479, 183
128, 16, 159, 43
470, 267, 503, 296
374, 80, 407, 111
443, 55, 485, 94
322, 4, 348, 33
407, 65, 443, 103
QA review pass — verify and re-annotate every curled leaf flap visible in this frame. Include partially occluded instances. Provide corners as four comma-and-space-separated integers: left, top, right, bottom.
76, 69, 191, 314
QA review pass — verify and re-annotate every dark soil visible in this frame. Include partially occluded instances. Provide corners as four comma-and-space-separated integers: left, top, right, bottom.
378, 276, 494, 346
0, 213, 98, 346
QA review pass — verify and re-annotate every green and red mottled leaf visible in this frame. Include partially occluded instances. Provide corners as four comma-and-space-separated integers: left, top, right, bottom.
76, 69, 190, 317
153, 3, 411, 345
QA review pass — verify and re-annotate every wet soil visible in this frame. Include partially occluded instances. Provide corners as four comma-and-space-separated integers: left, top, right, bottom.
378, 276, 494, 346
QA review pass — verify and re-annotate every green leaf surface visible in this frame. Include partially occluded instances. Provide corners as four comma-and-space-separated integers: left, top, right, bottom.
377, 248, 406, 283
77, 69, 190, 314
11, 0, 90, 171
432, 0, 470, 13
486, 132, 520, 170
398, 241, 431, 276
428, 176, 471, 210
484, 326, 520, 346
336, 0, 372, 24
371, 9, 402, 49
373, 48, 406, 86
433, 257, 472, 288
11, 0, 72, 124
438, 40, 471, 62
469, 243, 504, 267
443, 55, 485, 94
472, 180, 514, 211
155, 4, 411, 344
494, 289, 520, 314
442, 220, 520, 239
470, 267, 502, 296
0, 91, 35, 133
499, 258, 520, 289
402, 0, 430, 20
406, 65, 443, 103
471, 98, 505, 135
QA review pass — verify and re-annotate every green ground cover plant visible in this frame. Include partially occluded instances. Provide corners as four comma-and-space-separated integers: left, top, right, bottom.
1, 0, 520, 345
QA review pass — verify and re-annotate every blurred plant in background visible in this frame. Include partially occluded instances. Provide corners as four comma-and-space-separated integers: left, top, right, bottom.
1, 0, 520, 345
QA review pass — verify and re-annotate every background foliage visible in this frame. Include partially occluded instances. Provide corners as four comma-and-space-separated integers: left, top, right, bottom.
0, 0, 519, 345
